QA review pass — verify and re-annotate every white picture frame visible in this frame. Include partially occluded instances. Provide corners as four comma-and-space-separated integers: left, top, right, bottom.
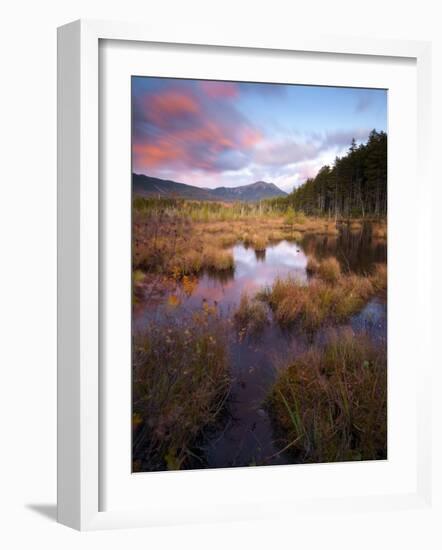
57, 19, 433, 531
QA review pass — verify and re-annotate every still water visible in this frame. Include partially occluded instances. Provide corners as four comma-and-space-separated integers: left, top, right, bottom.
134, 228, 387, 468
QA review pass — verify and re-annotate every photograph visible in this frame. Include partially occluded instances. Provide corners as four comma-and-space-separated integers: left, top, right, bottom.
131, 76, 388, 472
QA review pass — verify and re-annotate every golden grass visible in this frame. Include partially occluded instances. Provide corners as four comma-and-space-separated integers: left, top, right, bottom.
306, 256, 320, 275
267, 331, 387, 463
133, 203, 386, 312
289, 230, 303, 241
317, 257, 341, 283
133, 215, 236, 279
246, 233, 268, 251
202, 247, 235, 272
268, 229, 287, 241
260, 261, 386, 331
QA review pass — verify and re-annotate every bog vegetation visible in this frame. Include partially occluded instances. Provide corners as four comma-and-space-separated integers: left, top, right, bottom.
132, 306, 231, 471
267, 331, 387, 463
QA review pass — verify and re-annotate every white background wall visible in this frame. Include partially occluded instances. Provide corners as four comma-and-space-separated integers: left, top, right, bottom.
0, 1, 441, 548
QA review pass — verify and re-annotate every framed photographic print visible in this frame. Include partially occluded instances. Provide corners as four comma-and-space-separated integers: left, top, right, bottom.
130, 76, 388, 473
57, 20, 432, 530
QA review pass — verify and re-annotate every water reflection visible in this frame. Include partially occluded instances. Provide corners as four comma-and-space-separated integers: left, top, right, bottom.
254, 249, 266, 262
302, 223, 386, 273
176, 240, 308, 315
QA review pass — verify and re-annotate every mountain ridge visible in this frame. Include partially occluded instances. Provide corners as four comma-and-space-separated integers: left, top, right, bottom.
133, 174, 287, 202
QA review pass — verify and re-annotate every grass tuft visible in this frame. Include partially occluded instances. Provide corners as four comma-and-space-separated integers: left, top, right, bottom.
317, 257, 341, 283
306, 256, 320, 276
234, 293, 269, 336
267, 331, 387, 463
260, 263, 385, 332
202, 247, 235, 272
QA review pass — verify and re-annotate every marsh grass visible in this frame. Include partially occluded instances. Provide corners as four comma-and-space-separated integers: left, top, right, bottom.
132, 306, 231, 471
267, 330, 387, 463
317, 257, 341, 283
370, 264, 387, 293
133, 209, 235, 279
132, 197, 388, 470
287, 217, 339, 236
247, 234, 268, 251
372, 223, 387, 239
202, 246, 235, 272
132, 198, 359, 287
260, 261, 386, 332
306, 256, 320, 275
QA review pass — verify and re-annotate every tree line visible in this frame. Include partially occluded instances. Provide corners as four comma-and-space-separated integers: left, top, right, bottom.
270, 130, 387, 219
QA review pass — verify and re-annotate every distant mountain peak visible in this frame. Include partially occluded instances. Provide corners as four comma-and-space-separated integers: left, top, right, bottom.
133, 174, 287, 202
249, 180, 280, 189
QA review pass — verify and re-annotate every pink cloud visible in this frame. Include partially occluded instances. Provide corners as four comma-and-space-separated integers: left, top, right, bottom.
142, 90, 200, 130
199, 81, 239, 99
133, 84, 262, 175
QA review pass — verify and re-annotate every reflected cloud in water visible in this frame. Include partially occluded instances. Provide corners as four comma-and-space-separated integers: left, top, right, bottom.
188, 241, 308, 310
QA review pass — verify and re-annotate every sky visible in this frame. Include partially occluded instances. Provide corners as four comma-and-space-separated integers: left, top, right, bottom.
132, 76, 387, 193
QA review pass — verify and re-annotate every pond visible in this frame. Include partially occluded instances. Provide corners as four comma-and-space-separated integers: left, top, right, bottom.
133, 226, 387, 468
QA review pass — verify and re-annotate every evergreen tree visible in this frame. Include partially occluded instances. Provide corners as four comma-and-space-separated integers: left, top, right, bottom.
284, 131, 387, 218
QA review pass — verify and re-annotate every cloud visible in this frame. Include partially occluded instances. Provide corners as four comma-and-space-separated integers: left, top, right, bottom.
199, 81, 239, 98
252, 128, 371, 171
321, 128, 372, 149
254, 139, 319, 166
132, 77, 381, 191
132, 81, 262, 175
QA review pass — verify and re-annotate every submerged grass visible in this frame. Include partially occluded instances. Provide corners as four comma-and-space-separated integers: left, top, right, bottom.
267, 331, 387, 463
132, 306, 231, 471
234, 293, 269, 337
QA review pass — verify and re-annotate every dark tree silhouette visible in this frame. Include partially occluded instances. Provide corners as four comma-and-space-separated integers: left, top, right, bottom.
284, 130, 387, 218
